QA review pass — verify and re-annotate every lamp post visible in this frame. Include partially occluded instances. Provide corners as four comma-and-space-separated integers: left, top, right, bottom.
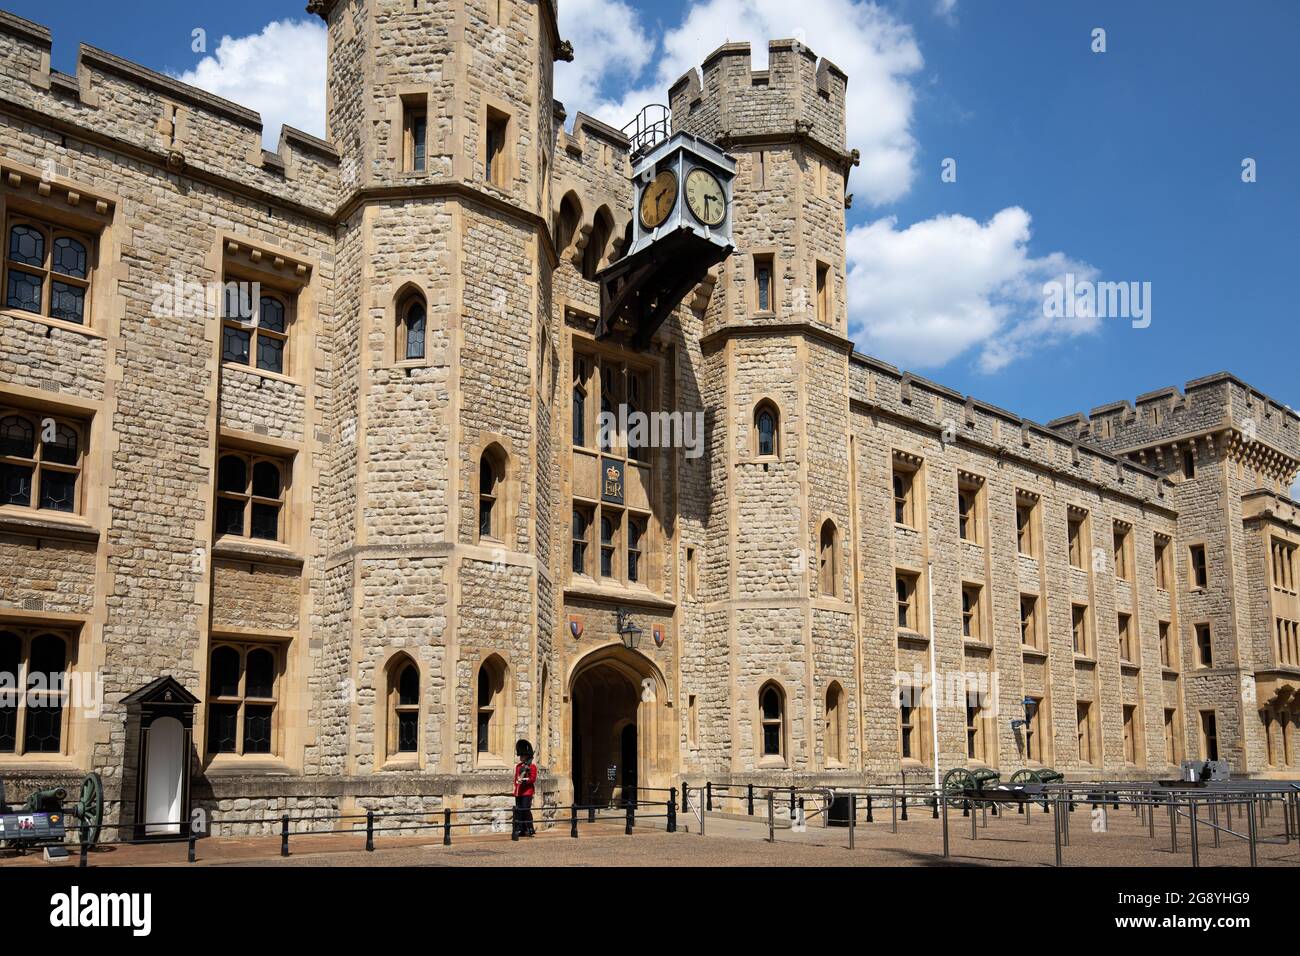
1011, 696, 1037, 755
616, 608, 643, 650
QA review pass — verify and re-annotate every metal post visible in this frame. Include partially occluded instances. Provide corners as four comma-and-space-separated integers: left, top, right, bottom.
667, 798, 676, 833
901, 792, 908, 822
625, 799, 635, 835
79, 823, 88, 868
1247, 798, 1258, 868
767, 791, 775, 843
366, 810, 374, 852
1211, 799, 1220, 849
706, 781, 713, 812
971, 798, 978, 841
1290, 793, 1298, 844
1149, 794, 1156, 839
866, 794, 874, 823
682, 783, 690, 813
1189, 798, 1200, 868
849, 794, 856, 850
571, 804, 578, 838
748, 783, 754, 816
187, 832, 196, 864
443, 807, 452, 845
1054, 793, 1063, 867
932, 795, 939, 819
891, 788, 898, 834
1293, 794, 1300, 857
789, 789, 796, 818
942, 794, 950, 858
589, 804, 596, 823
1168, 795, 1178, 854
280, 814, 290, 857
1062, 797, 1070, 847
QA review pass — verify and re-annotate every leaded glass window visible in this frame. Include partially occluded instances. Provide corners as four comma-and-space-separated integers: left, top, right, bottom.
214, 450, 287, 542
0, 410, 83, 513
3, 218, 93, 325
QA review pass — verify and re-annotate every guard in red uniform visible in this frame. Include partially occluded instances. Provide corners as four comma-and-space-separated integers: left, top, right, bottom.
513, 739, 537, 838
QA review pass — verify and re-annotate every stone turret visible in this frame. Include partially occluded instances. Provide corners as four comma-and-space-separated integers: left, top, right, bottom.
670, 40, 858, 776
669, 40, 848, 158
314, 0, 564, 215
1048, 372, 1300, 483
309, 0, 563, 783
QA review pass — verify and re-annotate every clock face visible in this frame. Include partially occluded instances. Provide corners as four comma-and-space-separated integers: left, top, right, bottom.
639, 169, 678, 229
685, 167, 726, 226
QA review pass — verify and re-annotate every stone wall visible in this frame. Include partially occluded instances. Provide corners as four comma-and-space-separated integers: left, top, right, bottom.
2, 3, 1295, 844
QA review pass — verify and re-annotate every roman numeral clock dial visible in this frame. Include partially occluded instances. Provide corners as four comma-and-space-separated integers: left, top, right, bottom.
685, 167, 726, 226
639, 169, 678, 229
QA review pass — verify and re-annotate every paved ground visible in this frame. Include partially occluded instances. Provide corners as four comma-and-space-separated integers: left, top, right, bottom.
4, 797, 1297, 867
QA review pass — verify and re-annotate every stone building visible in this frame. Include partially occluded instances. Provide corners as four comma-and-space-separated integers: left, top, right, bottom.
0, 0, 1297, 831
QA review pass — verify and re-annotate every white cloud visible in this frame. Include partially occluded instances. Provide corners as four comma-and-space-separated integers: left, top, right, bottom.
559, 0, 924, 205
173, 4, 923, 203
552, 0, 654, 118
846, 208, 1101, 372
174, 19, 327, 149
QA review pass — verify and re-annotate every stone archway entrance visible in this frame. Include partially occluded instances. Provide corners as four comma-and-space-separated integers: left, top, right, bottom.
568, 645, 663, 807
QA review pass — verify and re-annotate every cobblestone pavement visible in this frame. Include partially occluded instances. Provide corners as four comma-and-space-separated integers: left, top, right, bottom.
5, 800, 1295, 867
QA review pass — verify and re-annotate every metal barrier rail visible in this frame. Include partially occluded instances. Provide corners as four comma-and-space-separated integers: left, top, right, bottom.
21, 777, 1296, 869
694, 778, 1300, 867
42, 788, 683, 867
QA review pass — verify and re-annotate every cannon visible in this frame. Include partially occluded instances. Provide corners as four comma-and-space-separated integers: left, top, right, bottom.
1002, 767, 1064, 807
942, 767, 1001, 809
0, 772, 104, 853
1009, 767, 1063, 785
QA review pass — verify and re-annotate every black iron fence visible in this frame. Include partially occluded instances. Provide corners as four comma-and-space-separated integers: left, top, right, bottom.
689, 778, 1300, 867
14, 777, 1299, 868
10, 786, 681, 868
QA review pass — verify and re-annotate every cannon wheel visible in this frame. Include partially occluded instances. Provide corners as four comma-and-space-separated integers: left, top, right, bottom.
943, 767, 976, 809
74, 772, 103, 847
1010, 769, 1040, 784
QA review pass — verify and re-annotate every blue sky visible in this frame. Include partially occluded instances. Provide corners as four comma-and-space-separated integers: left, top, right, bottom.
8, 0, 1298, 426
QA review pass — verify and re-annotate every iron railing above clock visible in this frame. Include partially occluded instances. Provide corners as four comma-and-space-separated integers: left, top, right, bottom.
622, 105, 672, 161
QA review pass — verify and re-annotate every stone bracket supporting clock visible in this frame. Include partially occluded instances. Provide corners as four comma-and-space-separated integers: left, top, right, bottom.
595, 129, 736, 348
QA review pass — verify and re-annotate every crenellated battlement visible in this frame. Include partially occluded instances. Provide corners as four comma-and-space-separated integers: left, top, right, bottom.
1047, 372, 1300, 480
851, 353, 1177, 512
557, 110, 632, 161
0, 10, 340, 213
669, 39, 849, 164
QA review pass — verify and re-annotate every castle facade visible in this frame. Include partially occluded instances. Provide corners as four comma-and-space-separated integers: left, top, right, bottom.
0, 0, 1297, 830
